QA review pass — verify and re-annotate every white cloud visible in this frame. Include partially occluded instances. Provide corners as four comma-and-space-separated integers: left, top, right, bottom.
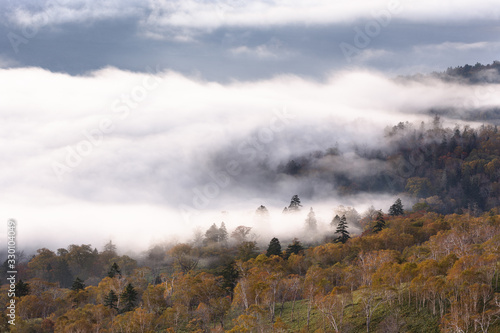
5, 0, 500, 38
229, 38, 290, 59
231, 45, 275, 58
8, 0, 143, 29
2, 66, 499, 252
354, 49, 393, 63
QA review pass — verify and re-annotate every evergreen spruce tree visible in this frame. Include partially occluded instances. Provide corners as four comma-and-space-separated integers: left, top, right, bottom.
334, 215, 350, 244
107, 262, 121, 278
372, 211, 386, 233
284, 238, 304, 259
15, 280, 30, 297
266, 237, 282, 257
204, 223, 220, 244
287, 195, 302, 212
120, 283, 138, 312
104, 290, 118, 310
71, 277, 85, 291
255, 205, 270, 224
389, 198, 404, 216
256, 205, 270, 218
218, 222, 228, 244
220, 261, 239, 298
305, 207, 318, 232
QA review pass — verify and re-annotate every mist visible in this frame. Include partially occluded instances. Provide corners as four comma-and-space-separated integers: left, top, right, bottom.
2, 66, 499, 255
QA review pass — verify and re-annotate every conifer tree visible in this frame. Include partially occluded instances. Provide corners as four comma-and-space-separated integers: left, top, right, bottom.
205, 223, 221, 244
107, 262, 121, 278
15, 280, 30, 297
266, 237, 282, 257
255, 205, 270, 224
219, 222, 228, 244
288, 195, 302, 212
305, 207, 318, 231
372, 211, 386, 233
71, 277, 85, 291
334, 215, 350, 244
120, 283, 138, 312
104, 289, 118, 310
389, 198, 404, 216
284, 238, 304, 259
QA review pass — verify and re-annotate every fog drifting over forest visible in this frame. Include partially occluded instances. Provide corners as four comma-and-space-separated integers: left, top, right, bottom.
1, 66, 500, 253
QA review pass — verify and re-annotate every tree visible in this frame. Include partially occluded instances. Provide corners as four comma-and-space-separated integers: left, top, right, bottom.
53, 257, 73, 288
237, 241, 259, 261
104, 289, 118, 310
335, 205, 361, 227
205, 223, 221, 244
359, 286, 392, 333
372, 211, 386, 233
305, 207, 318, 232
284, 239, 304, 259
107, 262, 121, 278
220, 261, 239, 298
168, 243, 199, 273
66, 244, 99, 280
27, 248, 57, 282
16, 280, 30, 297
287, 195, 302, 212
103, 240, 117, 254
255, 205, 270, 224
330, 214, 341, 228
231, 226, 252, 244
203, 222, 228, 245
120, 283, 138, 312
266, 238, 282, 257
315, 287, 352, 333
406, 177, 433, 198
389, 198, 404, 216
142, 284, 167, 314
334, 215, 350, 244
219, 222, 228, 244
71, 277, 85, 291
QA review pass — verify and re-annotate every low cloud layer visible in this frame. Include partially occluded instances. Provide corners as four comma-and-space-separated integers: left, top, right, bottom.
2, 66, 499, 252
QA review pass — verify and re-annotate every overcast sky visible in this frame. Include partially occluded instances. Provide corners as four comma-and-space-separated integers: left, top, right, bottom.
1, 0, 499, 253
1, 0, 499, 79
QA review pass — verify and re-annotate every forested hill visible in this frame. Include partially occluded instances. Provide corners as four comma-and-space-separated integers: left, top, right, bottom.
403, 60, 500, 83
278, 119, 500, 215
2, 210, 500, 332
438, 61, 500, 83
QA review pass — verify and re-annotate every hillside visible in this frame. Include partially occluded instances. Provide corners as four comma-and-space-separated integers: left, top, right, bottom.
2, 205, 500, 332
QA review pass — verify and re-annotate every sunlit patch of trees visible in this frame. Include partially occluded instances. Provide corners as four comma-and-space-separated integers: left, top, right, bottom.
2, 205, 500, 332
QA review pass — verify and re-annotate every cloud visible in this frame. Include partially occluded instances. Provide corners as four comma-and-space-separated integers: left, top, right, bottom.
3, 0, 500, 39
2, 66, 500, 252
5, 0, 144, 29
354, 49, 393, 63
415, 41, 500, 53
229, 38, 290, 59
